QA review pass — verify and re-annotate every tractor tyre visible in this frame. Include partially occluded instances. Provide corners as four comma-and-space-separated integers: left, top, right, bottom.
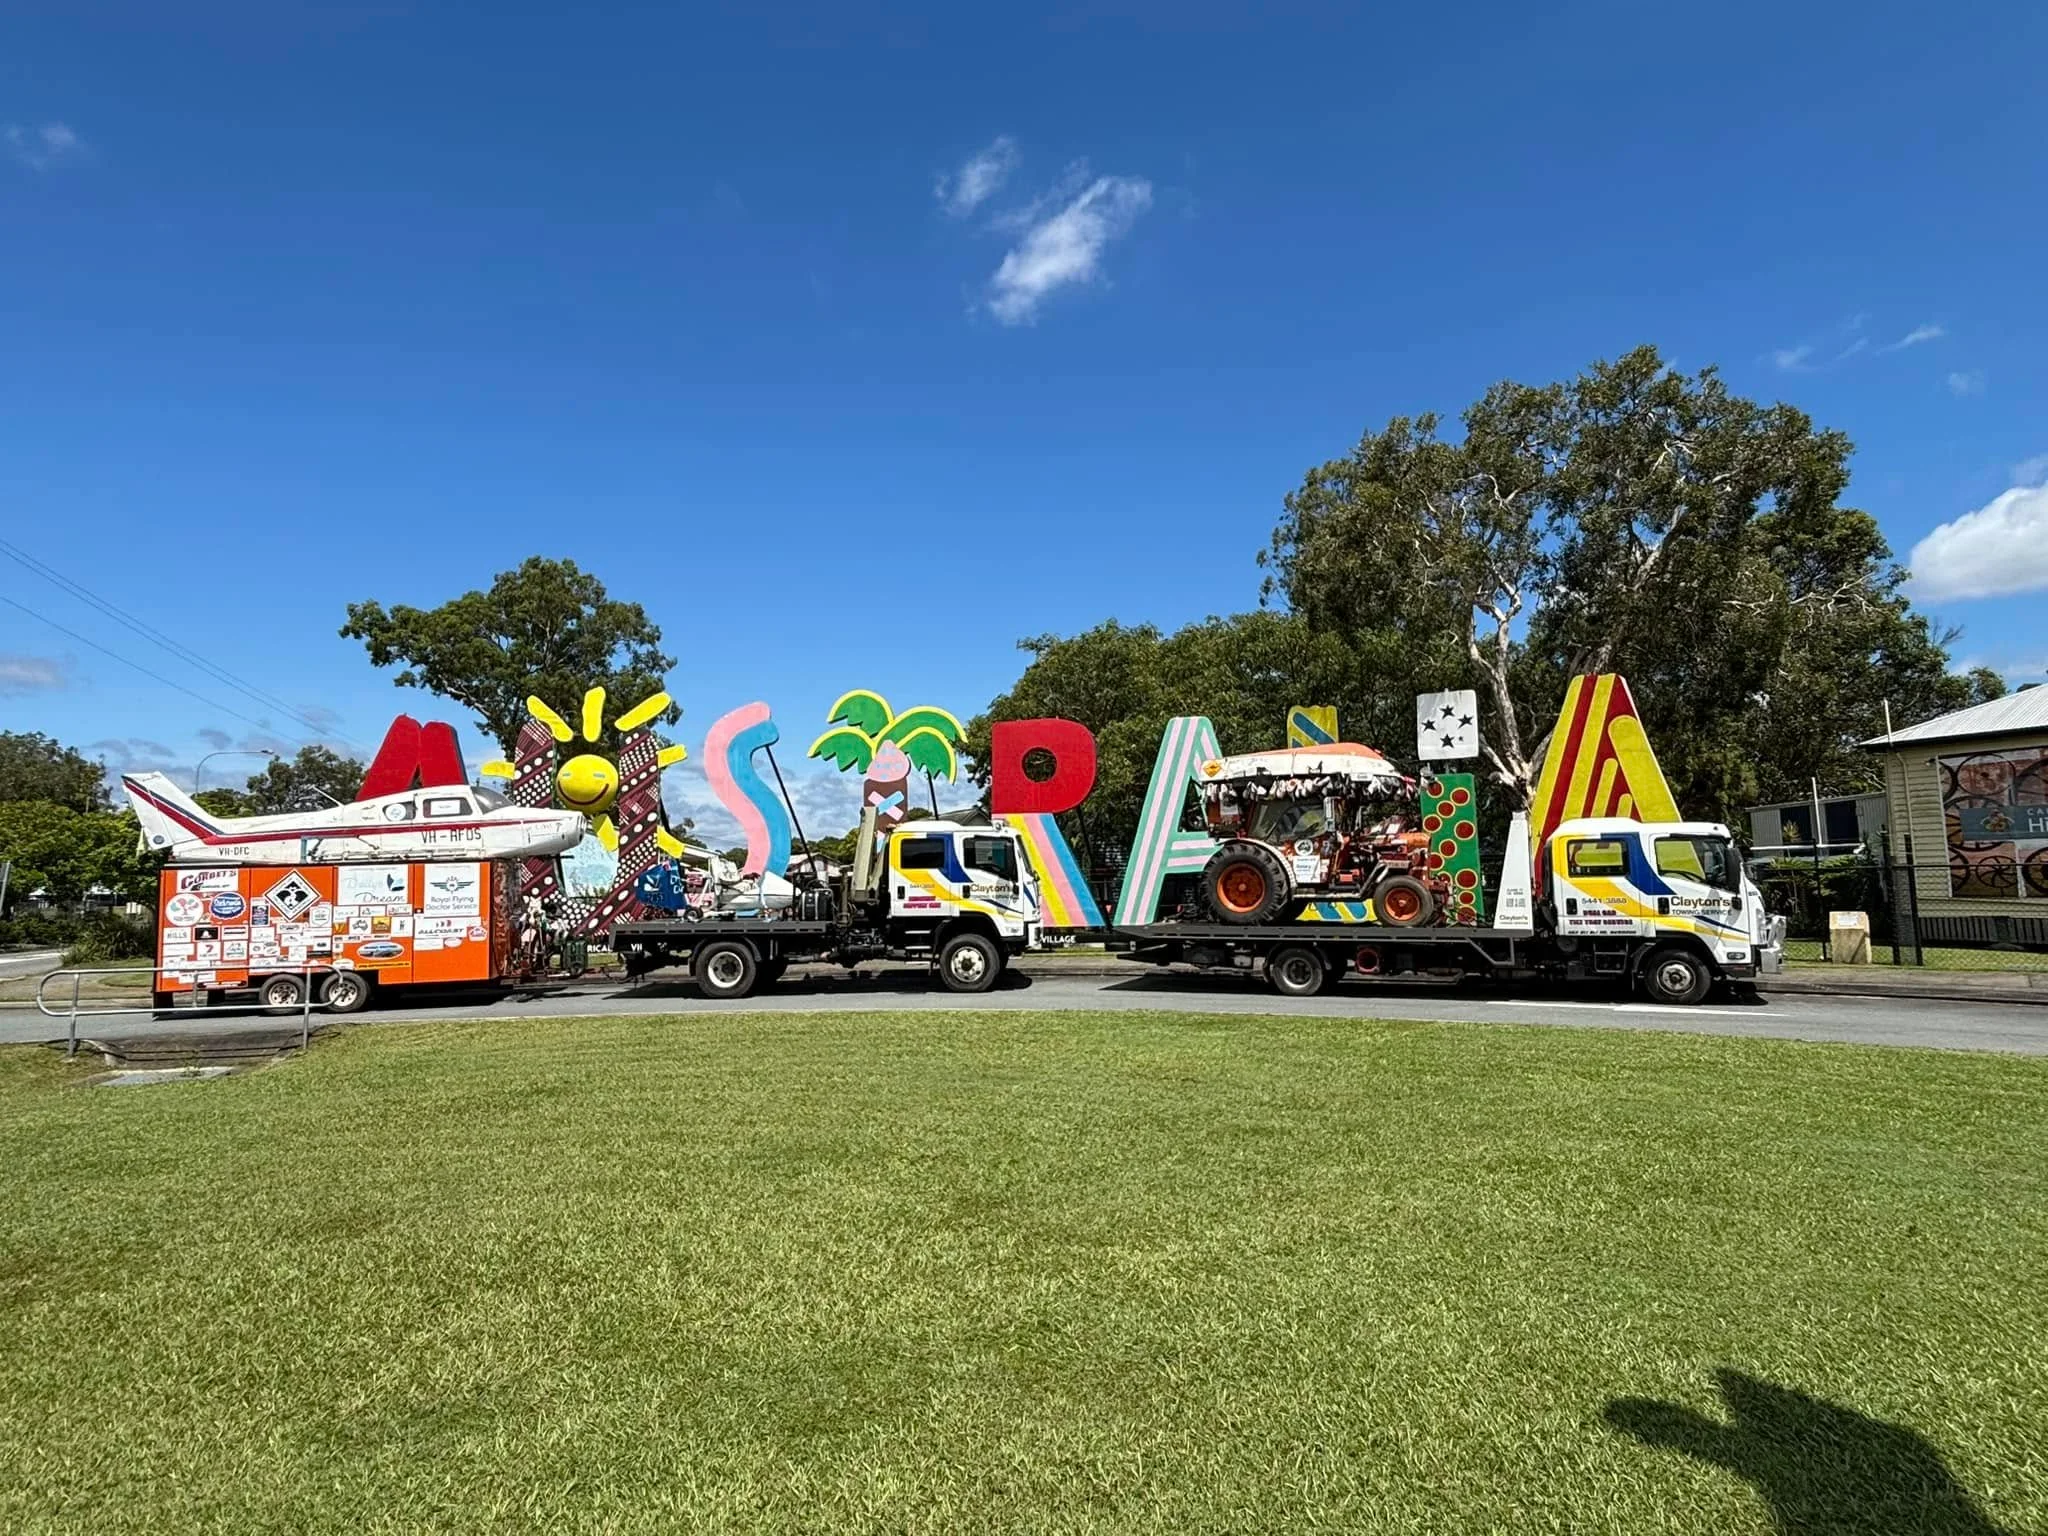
1202, 844, 1293, 925
1372, 875, 1437, 928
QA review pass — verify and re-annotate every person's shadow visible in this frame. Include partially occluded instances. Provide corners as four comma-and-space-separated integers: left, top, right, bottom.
1605, 1369, 2015, 1534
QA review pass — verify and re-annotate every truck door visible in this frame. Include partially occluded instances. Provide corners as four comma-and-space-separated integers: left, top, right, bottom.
1642, 832, 1750, 956
1550, 833, 1654, 937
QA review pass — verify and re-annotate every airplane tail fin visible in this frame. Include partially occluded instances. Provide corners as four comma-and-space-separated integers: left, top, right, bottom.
122, 772, 220, 853
1527, 674, 1680, 849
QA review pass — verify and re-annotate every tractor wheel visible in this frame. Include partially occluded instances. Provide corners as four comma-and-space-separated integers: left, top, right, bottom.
1202, 844, 1292, 925
1372, 875, 1437, 928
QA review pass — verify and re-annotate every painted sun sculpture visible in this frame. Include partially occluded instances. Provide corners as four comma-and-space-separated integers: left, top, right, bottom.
481, 685, 688, 856
808, 691, 964, 831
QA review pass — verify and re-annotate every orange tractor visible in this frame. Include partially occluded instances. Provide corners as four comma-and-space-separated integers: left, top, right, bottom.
1193, 745, 1445, 926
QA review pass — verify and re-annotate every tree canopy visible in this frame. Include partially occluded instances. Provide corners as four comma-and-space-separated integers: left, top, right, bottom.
342, 557, 677, 754
972, 347, 1993, 850
0, 730, 109, 813
0, 800, 154, 906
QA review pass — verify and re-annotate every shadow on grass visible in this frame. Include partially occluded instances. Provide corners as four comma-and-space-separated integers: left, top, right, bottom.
1605, 1368, 2012, 1534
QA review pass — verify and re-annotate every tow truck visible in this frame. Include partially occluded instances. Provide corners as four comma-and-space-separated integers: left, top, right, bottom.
1119, 813, 1784, 1003
608, 810, 1040, 999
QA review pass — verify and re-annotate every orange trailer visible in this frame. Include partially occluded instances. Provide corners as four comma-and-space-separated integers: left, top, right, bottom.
152, 860, 514, 1013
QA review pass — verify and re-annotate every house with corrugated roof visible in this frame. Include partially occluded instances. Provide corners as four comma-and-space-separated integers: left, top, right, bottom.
1863, 687, 2048, 949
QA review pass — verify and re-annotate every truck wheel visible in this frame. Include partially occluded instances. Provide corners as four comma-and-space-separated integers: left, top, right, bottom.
693, 941, 758, 1000
320, 970, 372, 1015
938, 933, 1001, 993
1639, 946, 1711, 1006
1372, 875, 1437, 928
1202, 844, 1291, 925
1267, 946, 1328, 998
257, 973, 306, 1015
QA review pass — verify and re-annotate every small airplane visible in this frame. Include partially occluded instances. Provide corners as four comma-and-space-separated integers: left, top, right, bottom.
122, 772, 588, 865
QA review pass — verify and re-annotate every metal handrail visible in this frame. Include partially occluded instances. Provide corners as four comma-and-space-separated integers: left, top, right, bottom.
36, 964, 345, 1059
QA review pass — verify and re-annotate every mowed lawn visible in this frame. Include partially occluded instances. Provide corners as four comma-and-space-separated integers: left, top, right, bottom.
2, 1012, 2044, 1534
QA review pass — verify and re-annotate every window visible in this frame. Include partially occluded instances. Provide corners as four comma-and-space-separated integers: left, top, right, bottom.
380, 801, 415, 823
897, 836, 948, 871
422, 796, 472, 819
1655, 835, 1741, 892
1566, 838, 1629, 877
963, 836, 1018, 881
1251, 801, 1327, 845
1824, 799, 1859, 848
473, 786, 509, 811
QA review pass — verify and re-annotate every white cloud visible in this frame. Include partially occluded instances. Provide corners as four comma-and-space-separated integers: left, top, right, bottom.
1771, 344, 1814, 372
0, 653, 70, 695
986, 174, 1153, 325
2014, 453, 2048, 486
935, 135, 1019, 218
5, 121, 84, 171
1880, 323, 1945, 352
1947, 370, 1985, 397
1909, 483, 2048, 600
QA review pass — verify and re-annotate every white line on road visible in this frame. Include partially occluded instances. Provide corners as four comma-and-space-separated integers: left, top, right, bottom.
1479, 1000, 1781, 1019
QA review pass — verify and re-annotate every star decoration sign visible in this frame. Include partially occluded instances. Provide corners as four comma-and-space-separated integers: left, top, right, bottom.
1415, 689, 1481, 761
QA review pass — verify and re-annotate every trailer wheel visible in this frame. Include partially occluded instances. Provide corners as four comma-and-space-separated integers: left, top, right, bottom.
693, 940, 758, 1000
1639, 945, 1712, 1006
1372, 875, 1437, 928
938, 932, 1001, 993
257, 973, 306, 1015
320, 970, 372, 1015
1202, 844, 1292, 924
1267, 946, 1328, 998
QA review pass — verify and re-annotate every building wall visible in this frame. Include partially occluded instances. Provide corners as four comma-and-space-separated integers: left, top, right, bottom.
1881, 731, 2048, 917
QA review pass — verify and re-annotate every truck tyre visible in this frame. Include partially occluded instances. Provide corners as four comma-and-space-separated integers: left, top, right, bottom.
257, 973, 306, 1015
1372, 875, 1437, 928
938, 932, 1001, 993
320, 970, 372, 1015
693, 941, 759, 1000
1639, 945, 1712, 1006
1267, 946, 1328, 998
1202, 844, 1292, 925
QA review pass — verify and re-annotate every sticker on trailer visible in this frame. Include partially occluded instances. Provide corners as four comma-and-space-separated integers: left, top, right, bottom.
162, 943, 195, 961
195, 970, 217, 984
165, 893, 204, 926
370, 914, 392, 936
164, 926, 193, 945
421, 866, 481, 916
174, 868, 238, 895
392, 915, 413, 937
262, 874, 319, 922
416, 937, 444, 950
209, 892, 246, 920
1292, 855, 1320, 881
332, 958, 356, 970
251, 902, 271, 926
310, 904, 332, 928
196, 942, 221, 962
356, 940, 404, 961
224, 941, 248, 961
467, 925, 487, 942
338, 865, 408, 908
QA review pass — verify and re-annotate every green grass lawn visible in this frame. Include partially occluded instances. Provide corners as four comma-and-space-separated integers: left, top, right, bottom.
3, 1012, 2044, 1534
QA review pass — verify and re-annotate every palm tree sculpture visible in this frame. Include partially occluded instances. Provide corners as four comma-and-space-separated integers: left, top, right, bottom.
808, 690, 965, 833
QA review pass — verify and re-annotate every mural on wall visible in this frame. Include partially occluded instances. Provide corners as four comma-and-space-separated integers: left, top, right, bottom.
808, 691, 966, 832
1939, 747, 2048, 900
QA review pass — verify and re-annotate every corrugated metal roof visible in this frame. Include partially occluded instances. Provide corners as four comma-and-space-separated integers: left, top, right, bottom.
1861, 687, 2048, 747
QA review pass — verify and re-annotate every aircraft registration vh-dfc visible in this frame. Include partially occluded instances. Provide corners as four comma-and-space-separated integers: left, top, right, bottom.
121, 772, 588, 865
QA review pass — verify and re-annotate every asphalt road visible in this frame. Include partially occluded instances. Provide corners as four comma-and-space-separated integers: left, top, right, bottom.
9, 965, 2048, 1056
0, 948, 63, 980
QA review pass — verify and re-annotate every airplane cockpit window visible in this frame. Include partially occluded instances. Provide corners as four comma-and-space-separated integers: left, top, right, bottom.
423, 796, 472, 818
381, 800, 416, 823
473, 787, 509, 811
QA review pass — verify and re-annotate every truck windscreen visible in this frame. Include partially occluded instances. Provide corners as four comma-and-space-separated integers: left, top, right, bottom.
1654, 835, 1741, 892
963, 836, 1018, 881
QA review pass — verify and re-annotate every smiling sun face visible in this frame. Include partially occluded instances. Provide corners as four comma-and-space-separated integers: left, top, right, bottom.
481, 684, 685, 853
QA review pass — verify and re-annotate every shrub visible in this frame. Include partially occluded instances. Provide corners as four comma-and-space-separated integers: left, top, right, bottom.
60, 913, 155, 967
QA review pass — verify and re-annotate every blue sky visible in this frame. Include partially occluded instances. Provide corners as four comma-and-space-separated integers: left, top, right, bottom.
3, 2, 2044, 837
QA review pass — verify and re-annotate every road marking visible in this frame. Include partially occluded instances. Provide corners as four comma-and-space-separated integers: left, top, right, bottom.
1480, 1000, 1779, 1019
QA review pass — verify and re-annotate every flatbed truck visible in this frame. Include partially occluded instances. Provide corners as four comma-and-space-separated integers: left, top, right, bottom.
610, 816, 1041, 999
1115, 815, 1785, 1004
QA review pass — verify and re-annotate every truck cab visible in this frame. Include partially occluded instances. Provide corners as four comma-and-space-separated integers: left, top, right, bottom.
1545, 817, 1783, 1001
872, 821, 1041, 983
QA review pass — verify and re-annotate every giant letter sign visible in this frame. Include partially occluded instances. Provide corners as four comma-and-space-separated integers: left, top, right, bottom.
1113, 715, 1223, 926
706, 702, 793, 879
991, 718, 1104, 930
357, 715, 467, 800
